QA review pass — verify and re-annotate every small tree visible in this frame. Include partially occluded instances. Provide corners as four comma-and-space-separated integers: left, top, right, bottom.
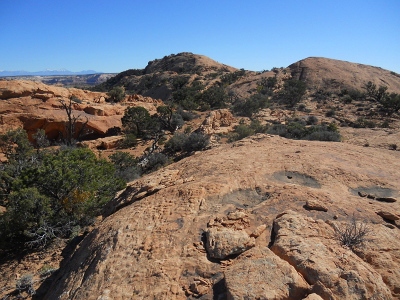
59, 97, 88, 146
156, 105, 184, 132
121, 106, 152, 138
274, 79, 307, 107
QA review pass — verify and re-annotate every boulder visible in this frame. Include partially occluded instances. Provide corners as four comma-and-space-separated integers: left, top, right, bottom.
271, 211, 392, 299
199, 109, 235, 134
376, 210, 399, 221
224, 247, 310, 299
205, 227, 255, 259
305, 199, 328, 212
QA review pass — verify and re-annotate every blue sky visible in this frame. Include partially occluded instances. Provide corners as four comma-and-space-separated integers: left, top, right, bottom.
1, 0, 399, 73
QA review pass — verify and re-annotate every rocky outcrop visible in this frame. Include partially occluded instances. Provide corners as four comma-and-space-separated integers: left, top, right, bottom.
37, 135, 400, 300
224, 247, 310, 299
199, 109, 236, 134
126, 93, 163, 104
0, 80, 159, 141
271, 211, 392, 299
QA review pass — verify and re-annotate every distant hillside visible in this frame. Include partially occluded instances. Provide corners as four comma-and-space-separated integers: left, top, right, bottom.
94, 53, 400, 102
289, 57, 400, 94
93, 52, 244, 101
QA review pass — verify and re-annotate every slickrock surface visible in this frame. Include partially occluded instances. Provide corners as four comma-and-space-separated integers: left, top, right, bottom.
42, 134, 400, 299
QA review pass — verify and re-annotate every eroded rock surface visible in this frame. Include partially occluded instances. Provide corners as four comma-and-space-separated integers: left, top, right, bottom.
271, 211, 392, 299
224, 247, 310, 299
33, 134, 400, 299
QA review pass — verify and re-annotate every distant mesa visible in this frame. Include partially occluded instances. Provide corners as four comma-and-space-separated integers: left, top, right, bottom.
0, 69, 101, 77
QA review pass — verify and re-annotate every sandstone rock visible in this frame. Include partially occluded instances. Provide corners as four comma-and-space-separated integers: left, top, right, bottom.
305, 199, 328, 212
376, 210, 399, 221
34, 135, 400, 300
0, 80, 159, 140
302, 293, 324, 300
84, 106, 105, 116
199, 109, 235, 134
224, 247, 310, 299
79, 136, 124, 150
205, 227, 255, 259
271, 211, 392, 299
250, 224, 267, 238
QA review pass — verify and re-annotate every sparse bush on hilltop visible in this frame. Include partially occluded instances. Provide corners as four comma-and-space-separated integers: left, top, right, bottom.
220, 69, 246, 85
364, 81, 400, 114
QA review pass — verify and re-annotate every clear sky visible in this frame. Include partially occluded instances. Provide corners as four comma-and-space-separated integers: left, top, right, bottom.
1, 0, 399, 73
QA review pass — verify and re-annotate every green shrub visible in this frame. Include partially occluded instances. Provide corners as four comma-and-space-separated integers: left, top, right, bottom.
267, 120, 341, 142
228, 120, 267, 142
297, 104, 307, 111
109, 152, 140, 182
142, 152, 169, 173
107, 86, 126, 103
273, 79, 307, 107
165, 132, 209, 153
220, 69, 246, 85
233, 94, 269, 117
199, 85, 228, 109
228, 124, 254, 142
353, 118, 376, 128
341, 94, 353, 104
176, 108, 198, 121
0, 131, 125, 251
380, 120, 390, 128
183, 132, 210, 152
164, 132, 188, 152
156, 105, 184, 132
120, 133, 138, 148
38, 264, 57, 278
380, 93, 400, 114
307, 116, 319, 125
325, 109, 336, 117
122, 106, 152, 137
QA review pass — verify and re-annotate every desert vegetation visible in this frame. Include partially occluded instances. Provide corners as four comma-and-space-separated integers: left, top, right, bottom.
0, 129, 125, 251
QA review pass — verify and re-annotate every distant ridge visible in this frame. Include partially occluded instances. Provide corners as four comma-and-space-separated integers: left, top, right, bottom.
0, 69, 101, 77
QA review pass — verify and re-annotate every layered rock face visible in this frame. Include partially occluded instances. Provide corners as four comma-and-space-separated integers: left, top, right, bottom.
43, 134, 400, 299
0, 80, 159, 141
